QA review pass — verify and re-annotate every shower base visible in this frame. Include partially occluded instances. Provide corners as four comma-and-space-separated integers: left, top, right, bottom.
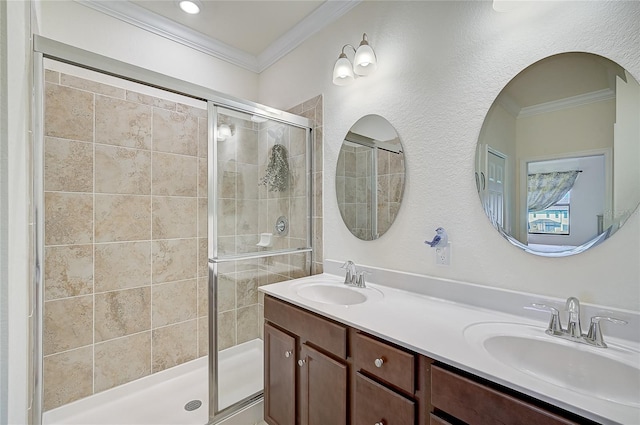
43, 339, 264, 425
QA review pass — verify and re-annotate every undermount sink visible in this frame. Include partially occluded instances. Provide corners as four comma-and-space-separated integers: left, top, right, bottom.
464, 322, 640, 407
294, 281, 383, 306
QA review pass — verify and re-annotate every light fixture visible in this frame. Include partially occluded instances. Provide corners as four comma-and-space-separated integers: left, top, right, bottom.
217, 124, 232, 141
178, 0, 201, 14
353, 34, 377, 76
332, 33, 377, 86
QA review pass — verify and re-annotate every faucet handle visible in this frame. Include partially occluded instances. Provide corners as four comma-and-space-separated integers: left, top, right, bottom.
526, 303, 563, 335
586, 316, 628, 348
355, 270, 371, 287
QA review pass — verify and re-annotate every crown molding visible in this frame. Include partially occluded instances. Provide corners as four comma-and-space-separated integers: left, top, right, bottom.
518, 88, 615, 118
257, 1, 361, 72
76, 0, 360, 74
496, 92, 521, 117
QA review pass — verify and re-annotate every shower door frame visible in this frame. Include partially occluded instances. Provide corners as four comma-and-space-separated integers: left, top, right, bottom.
207, 105, 314, 422
32, 35, 313, 425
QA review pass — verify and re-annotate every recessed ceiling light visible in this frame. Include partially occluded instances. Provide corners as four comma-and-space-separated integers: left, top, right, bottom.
178, 0, 201, 14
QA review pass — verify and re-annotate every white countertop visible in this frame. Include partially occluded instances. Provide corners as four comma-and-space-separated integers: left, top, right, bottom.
259, 272, 640, 425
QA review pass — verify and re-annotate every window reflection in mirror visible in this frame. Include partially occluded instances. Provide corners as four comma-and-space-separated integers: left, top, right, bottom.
336, 115, 405, 240
476, 52, 640, 256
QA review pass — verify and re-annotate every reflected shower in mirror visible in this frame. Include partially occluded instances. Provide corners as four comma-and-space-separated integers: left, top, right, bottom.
476, 52, 640, 256
336, 115, 405, 240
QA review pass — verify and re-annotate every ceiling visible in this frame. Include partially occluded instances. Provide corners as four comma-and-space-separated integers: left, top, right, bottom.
80, 0, 360, 73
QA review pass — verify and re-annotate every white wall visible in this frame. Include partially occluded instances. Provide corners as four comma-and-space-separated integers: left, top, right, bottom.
6, 1, 32, 423
259, 1, 640, 310
614, 71, 640, 221
37, 0, 260, 102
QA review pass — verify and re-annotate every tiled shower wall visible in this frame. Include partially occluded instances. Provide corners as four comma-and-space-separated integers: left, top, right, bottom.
336, 144, 373, 239
215, 95, 323, 350
42, 68, 208, 410
376, 148, 404, 236
336, 143, 403, 239
290, 95, 323, 276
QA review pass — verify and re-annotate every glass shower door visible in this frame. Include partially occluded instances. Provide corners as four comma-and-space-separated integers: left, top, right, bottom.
209, 105, 313, 418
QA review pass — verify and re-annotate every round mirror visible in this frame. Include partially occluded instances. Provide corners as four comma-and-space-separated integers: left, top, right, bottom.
476, 52, 640, 256
336, 115, 405, 240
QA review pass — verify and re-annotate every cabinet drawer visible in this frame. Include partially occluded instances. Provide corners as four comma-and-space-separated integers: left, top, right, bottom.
429, 413, 452, 425
264, 295, 347, 359
354, 332, 415, 394
355, 373, 415, 425
431, 365, 577, 425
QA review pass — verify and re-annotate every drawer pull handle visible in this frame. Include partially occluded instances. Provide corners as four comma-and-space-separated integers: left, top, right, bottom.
375, 421, 385, 425
374, 358, 384, 368
298, 359, 306, 367
284, 350, 292, 358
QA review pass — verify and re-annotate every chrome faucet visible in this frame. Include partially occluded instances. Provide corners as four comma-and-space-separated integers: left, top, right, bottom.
341, 260, 357, 285
340, 261, 368, 288
528, 296, 627, 348
565, 297, 582, 338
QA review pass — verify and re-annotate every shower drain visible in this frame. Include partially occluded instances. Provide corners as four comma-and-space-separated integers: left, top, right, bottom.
184, 400, 202, 411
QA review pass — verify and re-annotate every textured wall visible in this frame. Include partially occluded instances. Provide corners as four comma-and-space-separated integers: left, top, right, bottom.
259, 1, 640, 311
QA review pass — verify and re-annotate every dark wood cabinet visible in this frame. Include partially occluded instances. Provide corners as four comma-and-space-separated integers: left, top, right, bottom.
264, 294, 595, 425
353, 332, 416, 396
354, 373, 415, 425
299, 343, 348, 425
264, 296, 348, 425
430, 365, 584, 425
264, 323, 296, 425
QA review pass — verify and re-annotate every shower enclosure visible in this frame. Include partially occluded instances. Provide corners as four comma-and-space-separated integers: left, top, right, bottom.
33, 36, 314, 424
208, 106, 313, 419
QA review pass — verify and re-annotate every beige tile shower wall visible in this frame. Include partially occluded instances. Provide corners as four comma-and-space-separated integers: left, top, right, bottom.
377, 149, 405, 236
42, 69, 208, 410
291, 95, 323, 275
214, 96, 323, 352
215, 112, 263, 350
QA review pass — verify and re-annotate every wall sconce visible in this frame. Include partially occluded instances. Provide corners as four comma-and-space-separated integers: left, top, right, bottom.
332, 33, 377, 86
217, 124, 232, 141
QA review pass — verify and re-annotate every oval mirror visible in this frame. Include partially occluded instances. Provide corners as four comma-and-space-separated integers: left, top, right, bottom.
336, 115, 405, 240
476, 52, 640, 256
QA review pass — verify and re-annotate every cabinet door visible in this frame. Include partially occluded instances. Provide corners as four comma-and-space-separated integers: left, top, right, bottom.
299, 343, 348, 425
265, 323, 296, 425
354, 373, 415, 425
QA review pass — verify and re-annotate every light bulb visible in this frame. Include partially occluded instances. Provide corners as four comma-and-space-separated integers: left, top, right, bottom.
354, 37, 377, 76
332, 54, 355, 86
217, 124, 232, 141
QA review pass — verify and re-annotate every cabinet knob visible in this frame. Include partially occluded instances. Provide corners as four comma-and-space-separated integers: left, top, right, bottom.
375, 421, 385, 425
374, 358, 384, 368
298, 359, 306, 367
284, 350, 292, 358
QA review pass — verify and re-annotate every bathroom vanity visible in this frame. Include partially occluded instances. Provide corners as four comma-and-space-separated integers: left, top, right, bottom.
260, 269, 639, 425
264, 295, 590, 425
